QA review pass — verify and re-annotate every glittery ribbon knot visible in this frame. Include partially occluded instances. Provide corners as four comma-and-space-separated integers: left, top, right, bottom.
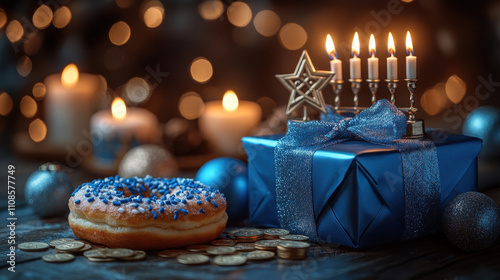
275, 99, 441, 242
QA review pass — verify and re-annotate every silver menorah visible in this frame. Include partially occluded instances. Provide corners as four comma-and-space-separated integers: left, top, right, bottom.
331, 77, 425, 138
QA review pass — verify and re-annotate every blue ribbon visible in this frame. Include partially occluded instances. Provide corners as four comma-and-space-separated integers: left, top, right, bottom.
275, 99, 441, 241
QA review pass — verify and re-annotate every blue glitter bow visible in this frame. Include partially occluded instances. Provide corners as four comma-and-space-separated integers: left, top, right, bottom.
275, 99, 441, 241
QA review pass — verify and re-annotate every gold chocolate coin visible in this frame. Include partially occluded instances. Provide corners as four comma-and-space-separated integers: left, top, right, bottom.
279, 234, 309, 241
263, 228, 290, 238
105, 248, 135, 258
213, 255, 247, 266
234, 243, 255, 252
83, 249, 108, 259
246, 250, 275, 261
120, 250, 146, 261
157, 249, 190, 258
234, 230, 264, 238
255, 239, 279, 250
18, 242, 49, 252
42, 253, 75, 263
185, 244, 213, 252
206, 246, 236, 255
177, 254, 210, 265
55, 241, 85, 251
277, 240, 310, 249
87, 257, 116, 262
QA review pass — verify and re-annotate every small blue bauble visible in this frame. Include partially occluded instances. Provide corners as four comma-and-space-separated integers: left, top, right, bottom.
463, 106, 500, 158
443, 191, 500, 252
25, 163, 73, 218
195, 157, 248, 222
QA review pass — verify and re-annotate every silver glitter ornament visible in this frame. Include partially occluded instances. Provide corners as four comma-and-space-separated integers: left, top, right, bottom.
443, 192, 500, 252
24, 163, 73, 218
463, 106, 500, 158
118, 144, 178, 178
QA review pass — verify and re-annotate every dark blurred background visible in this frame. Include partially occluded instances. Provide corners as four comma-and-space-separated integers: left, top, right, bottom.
0, 0, 499, 189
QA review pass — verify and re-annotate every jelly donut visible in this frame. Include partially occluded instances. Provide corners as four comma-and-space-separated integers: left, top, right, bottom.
68, 176, 227, 250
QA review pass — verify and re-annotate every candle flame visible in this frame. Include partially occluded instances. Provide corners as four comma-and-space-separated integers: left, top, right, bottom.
369, 34, 376, 57
406, 31, 413, 55
61, 64, 79, 88
222, 90, 238, 112
325, 34, 337, 59
111, 97, 127, 120
352, 32, 360, 57
388, 32, 396, 56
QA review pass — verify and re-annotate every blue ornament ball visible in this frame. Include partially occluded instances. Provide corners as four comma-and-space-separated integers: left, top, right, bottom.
195, 157, 248, 222
25, 163, 73, 218
463, 106, 500, 158
443, 191, 500, 252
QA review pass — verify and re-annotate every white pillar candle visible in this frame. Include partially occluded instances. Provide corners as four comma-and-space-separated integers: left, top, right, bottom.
387, 32, 398, 80
45, 64, 101, 147
406, 31, 417, 79
350, 32, 361, 80
326, 34, 343, 82
367, 34, 379, 80
90, 97, 159, 169
198, 90, 261, 157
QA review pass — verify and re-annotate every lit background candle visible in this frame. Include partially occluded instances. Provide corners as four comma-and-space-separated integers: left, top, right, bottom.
90, 97, 160, 169
387, 32, 398, 81
44, 64, 101, 147
406, 31, 417, 79
199, 90, 262, 157
367, 34, 379, 80
326, 34, 342, 82
349, 32, 361, 80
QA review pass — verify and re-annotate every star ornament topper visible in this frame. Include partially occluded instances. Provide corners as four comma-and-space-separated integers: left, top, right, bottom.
276, 50, 334, 121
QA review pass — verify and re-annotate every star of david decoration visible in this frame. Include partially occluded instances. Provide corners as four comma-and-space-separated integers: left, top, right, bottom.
276, 50, 334, 120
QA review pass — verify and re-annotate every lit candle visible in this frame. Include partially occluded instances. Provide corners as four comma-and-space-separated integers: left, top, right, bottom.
349, 32, 361, 80
90, 97, 159, 169
326, 34, 342, 82
406, 31, 417, 79
199, 90, 262, 157
45, 64, 101, 146
387, 32, 398, 81
367, 34, 379, 80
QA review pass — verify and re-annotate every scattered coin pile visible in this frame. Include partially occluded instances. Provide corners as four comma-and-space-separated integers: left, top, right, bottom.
18, 227, 312, 266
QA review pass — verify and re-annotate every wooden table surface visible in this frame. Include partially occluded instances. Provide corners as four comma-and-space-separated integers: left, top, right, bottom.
1, 158, 500, 280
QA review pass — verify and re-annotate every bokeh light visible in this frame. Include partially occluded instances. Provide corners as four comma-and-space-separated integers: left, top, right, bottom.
62, 64, 79, 88
222, 90, 238, 111
198, 0, 224, 21
52, 6, 72, 29
20, 95, 37, 118
190, 57, 213, 83
23, 33, 43, 55
29, 118, 47, 143
178, 91, 205, 120
16, 56, 32, 77
116, 0, 135, 9
125, 77, 151, 105
109, 21, 131, 46
421, 82, 452, 116
0, 9, 7, 29
32, 4, 53, 30
253, 10, 281, 37
6, 20, 24, 43
0, 92, 14, 116
279, 23, 307, 50
32, 82, 46, 100
445, 75, 467, 104
227, 1, 252, 27
143, 1, 164, 28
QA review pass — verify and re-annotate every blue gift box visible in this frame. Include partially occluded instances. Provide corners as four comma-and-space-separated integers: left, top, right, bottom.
242, 132, 482, 248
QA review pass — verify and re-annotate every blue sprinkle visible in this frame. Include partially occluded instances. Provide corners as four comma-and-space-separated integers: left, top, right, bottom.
212, 201, 218, 208
103, 199, 108, 204
165, 200, 171, 205
196, 195, 200, 199
146, 198, 151, 204
160, 201, 165, 206
159, 207, 165, 213
197, 200, 203, 205
199, 209, 205, 214
206, 196, 212, 202
152, 211, 158, 219
173, 211, 179, 221
87, 197, 95, 202
134, 203, 139, 208
171, 200, 178, 205
182, 199, 187, 205
75, 200, 80, 204
113, 201, 121, 206
148, 205, 152, 211
186, 194, 194, 200
84, 193, 91, 197
179, 208, 189, 215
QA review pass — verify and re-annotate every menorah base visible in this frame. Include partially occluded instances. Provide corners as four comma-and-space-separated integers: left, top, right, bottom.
404, 119, 425, 139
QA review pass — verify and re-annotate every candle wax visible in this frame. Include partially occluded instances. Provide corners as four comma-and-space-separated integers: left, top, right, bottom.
406, 55, 417, 79
368, 56, 379, 80
387, 56, 398, 81
330, 59, 342, 82
349, 57, 361, 80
